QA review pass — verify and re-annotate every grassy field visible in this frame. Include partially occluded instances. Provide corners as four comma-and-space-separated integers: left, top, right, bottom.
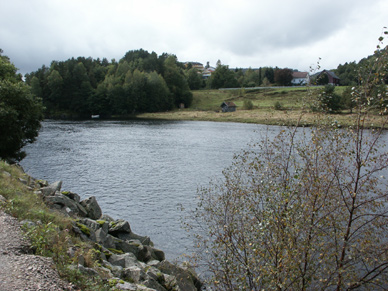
137, 86, 385, 128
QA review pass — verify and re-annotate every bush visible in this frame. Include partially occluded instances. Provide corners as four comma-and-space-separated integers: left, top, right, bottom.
243, 100, 253, 110
274, 101, 283, 110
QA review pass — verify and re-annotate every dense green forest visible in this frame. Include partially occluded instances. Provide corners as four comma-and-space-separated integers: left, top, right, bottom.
25, 50, 194, 118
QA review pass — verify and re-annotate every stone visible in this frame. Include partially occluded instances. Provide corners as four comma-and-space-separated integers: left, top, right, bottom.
114, 281, 137, 291
142, 278, 167, 291
109, 219, 131, 234
45, 194, 87, 217
62, 191, 80, 203
94, 266, 113, 280
95, 229, 116, 249
116, 232, 153, 246
80, 196, 102, 220
76, 264, 100, 276
122, 266, 142, 283
157, 261, 202, 291
40, 181, 62, 197
100, 214, 115, 222
150, 247, 165, 262
115, 239, 139, 255
103, 260, 123, 278
108, 253, 139, 268
136, 245, 152, 263
79, 218, 102, 232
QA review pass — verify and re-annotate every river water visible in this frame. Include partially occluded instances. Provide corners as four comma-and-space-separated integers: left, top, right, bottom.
20, 119, 281, 260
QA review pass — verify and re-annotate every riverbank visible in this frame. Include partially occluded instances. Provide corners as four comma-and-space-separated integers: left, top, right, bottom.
136, 108, 386, 128
0, 161, 202, 291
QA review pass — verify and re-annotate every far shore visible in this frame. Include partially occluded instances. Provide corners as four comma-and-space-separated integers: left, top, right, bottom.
135, 109, 387, 129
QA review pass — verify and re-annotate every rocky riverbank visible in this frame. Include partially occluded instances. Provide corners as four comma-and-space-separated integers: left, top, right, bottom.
0, 164, 202, 291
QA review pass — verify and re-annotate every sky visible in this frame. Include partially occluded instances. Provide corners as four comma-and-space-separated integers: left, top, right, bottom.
1, 0, 387, 76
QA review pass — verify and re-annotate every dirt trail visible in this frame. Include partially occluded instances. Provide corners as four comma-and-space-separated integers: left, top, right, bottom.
0, 210, 72, 291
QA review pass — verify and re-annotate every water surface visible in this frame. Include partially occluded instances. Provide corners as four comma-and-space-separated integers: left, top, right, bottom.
21, 119, 277, 260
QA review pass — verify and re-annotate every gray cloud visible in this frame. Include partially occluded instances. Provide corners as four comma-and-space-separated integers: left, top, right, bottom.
0, 0, 387, 75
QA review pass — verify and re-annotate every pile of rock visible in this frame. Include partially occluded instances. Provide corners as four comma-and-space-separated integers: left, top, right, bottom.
34, 180, 202, 291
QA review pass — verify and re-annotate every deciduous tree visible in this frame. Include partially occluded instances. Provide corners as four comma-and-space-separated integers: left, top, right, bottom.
190, 31, 388, 291
0, 50, 43, 162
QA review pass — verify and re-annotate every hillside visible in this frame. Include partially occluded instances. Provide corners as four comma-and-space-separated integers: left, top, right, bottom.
137, 86, 385, 128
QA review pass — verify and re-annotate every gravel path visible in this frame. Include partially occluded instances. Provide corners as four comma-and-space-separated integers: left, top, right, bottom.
0, 210, 73, 291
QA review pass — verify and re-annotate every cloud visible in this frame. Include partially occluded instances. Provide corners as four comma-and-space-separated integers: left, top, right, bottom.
0, 0, 387, 75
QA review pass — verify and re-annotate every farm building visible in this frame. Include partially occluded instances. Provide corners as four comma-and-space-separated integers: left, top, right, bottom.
318, 70, 340, 85
221, 101, 237, 112
291, 72, 310, 85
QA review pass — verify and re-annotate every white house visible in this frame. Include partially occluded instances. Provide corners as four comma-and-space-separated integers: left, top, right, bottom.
291, 72, 310, 85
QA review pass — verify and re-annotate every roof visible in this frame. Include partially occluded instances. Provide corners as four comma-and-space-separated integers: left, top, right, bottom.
324, 70, 340, 79
221, 101, 236, 107
292, 72, 309, 78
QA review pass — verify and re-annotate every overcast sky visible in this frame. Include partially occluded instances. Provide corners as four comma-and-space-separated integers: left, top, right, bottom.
1, 0, 387, 75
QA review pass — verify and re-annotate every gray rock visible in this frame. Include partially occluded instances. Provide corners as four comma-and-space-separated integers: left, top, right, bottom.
80, 196, 102, 220
114, 281, 137, 291
116, 231, 153, 246
40, 181, 62, 197
100, 214, 115, 222
62, 191, 80, 203
108, 253, 139, 269
151, 247, 165, 262
103, 260, 123, 278
76, 264, 100, 276
109, 219, 131, 234
95, 230, 116, 249
137, 245, 152, 263
157, 261, 202, 291
143, 278, 167, 291
122, 266, 142, 283
45, 194, 87, 217
79, 218, 101, 231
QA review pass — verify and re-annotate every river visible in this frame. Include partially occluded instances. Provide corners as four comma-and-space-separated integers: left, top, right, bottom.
20, 119, 282, 260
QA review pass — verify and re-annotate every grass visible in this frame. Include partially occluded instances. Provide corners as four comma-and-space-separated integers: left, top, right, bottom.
137, 86, 385, 128
0, 161, 112, 290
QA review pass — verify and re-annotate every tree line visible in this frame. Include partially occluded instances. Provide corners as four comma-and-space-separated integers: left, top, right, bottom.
25, 49, 193, 118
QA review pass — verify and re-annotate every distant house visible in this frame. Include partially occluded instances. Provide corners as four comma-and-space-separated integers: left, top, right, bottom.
291, 72, 310, 85
318, 70, 340, 85
221, 101, 237, 112
202, 66, 216, 79
185, 62, 204, 70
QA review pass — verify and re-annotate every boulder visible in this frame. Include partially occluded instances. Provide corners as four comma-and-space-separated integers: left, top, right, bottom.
100, 214, 115, 222
62, 191, 81, 203
142, 278, 167, 291
108, 253, 140, 269
79, 218, 102, 232
114, 281, 138, 291
95, 229, 116, 249
109, 219, 131, 234
40, 181, 62, 197
136, 245, 152, 263
116, 232, 153, 246
122, 266, 142, 284
157, 261, 202, 291
45, 193, 87, 217
150, 247, 165, 262
80, 196, 102, 220
114, 239, 139, 255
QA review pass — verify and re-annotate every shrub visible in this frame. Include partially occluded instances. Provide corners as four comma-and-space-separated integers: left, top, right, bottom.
243, 100, 254, 110
274, 101, 283, 110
